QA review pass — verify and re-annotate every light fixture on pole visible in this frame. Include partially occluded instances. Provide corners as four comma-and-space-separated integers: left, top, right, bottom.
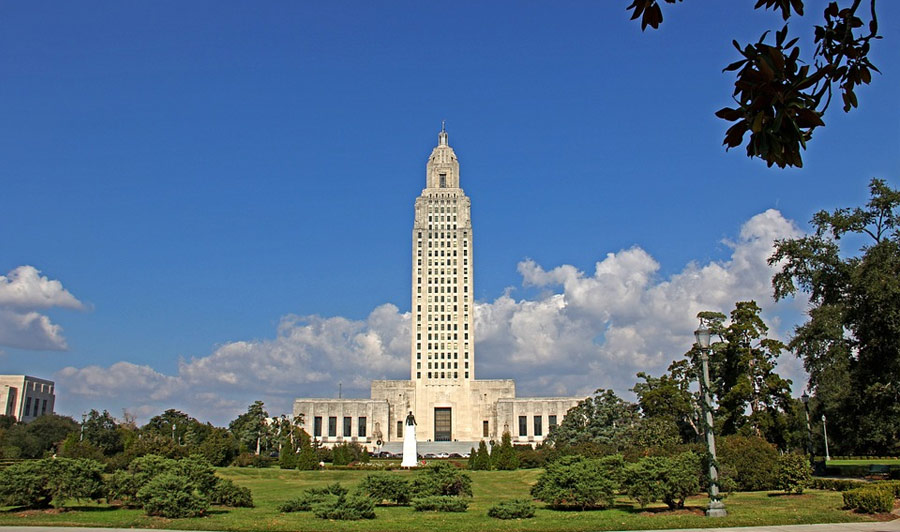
801, 391, 813, 467
694, 323, 726, 518
822, 414, 831, 461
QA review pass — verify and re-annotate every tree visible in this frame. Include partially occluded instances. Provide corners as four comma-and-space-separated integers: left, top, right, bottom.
632, 363, 701, 443
228, 401, 269, 454
628, 1, 882, 168
471, 440, 492, 470
0, 414, 78, 459
707, 301, 794, 446
546, 389, 638, 449
143, 409, 210, 447
491, 431, 519, 470
82, 409, 124, 456
770, 178, 900, 454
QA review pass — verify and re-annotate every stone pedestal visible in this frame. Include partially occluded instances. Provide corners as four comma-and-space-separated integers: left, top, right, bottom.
706, 500, 727, 517
401, 420, 418, 467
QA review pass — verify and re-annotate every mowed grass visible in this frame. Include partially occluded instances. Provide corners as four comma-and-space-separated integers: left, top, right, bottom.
827, 459, 900, 466
0, 466, 886, 532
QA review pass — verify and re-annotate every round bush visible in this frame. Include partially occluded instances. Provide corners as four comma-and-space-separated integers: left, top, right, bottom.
136, 473, 209, 518
412, 495, 469, 512
487, 499, 535, 519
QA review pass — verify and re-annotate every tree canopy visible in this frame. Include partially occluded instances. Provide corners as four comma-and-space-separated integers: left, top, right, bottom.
628, 0, 882, 168
770, 178, 900, 454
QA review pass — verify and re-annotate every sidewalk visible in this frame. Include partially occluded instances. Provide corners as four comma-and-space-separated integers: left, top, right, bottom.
614, 521, 900, 532
3, 522, 898, 532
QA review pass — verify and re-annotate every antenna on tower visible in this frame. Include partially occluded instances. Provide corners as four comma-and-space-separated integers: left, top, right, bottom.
441, 119, 446, 132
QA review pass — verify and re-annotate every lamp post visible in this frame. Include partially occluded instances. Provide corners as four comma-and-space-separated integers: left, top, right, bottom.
822, 414, 831, 461
801, 391, 813, 466
695, 324, 727, 518
80, 412, 86, 442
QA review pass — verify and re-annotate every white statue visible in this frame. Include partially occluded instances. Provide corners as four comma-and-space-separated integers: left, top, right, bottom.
400, 410, 418, 467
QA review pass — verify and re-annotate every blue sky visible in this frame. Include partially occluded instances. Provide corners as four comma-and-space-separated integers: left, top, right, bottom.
1, 1, 898, 425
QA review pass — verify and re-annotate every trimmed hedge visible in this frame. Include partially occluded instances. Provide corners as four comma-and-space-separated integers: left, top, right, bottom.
842, 487, 894, 514
487, 499, 536, 519
412, 495, 469, 512
810, 478, 865, 491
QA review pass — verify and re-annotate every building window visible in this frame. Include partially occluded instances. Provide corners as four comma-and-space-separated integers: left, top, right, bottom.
24, 397, 31, 417
483, 420, 489, 437
328, 416, 337, 437
358, 417, 367, 438
397, 420, 403, 438
549, 415, 558, 431
343, 416, 352, 437
534, 416, 543, 437
314, 416, 323, 437
518, 416, 527, 437
41, 399, 47, 416
439, 173, 447, 187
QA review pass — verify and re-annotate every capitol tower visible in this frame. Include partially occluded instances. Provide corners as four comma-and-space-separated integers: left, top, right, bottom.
411, 124, 475, 384
294, 126, 582, 449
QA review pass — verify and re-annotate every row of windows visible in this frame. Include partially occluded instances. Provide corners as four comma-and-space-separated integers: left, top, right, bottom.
312, 416, 367, 439
419, 231, 467, 238
518, 415, 559, 437
23, 397, 49, 418
418, 268, 468, 276
417, 258, 468, 267
416, 371, 470, 379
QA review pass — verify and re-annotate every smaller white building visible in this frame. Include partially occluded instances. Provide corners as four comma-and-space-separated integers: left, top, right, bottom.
0, 375, 56, 423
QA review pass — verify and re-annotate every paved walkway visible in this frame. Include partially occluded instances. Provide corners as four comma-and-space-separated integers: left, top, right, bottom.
3, 522, 898, 532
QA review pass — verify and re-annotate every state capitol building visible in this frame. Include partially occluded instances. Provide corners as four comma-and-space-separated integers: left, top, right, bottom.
293, 127, 583, 450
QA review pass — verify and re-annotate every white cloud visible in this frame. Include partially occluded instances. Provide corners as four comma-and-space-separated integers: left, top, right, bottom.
56, 209, 807, 425
0, 266, 84, 351
0, 265, 83, 310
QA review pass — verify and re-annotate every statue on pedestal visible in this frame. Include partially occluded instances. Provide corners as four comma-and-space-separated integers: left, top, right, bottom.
401, 410, 418, 467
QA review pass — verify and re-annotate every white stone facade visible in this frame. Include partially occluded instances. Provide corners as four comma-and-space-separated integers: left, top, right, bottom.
293, 128, 584, 448
0, 375, 56, 423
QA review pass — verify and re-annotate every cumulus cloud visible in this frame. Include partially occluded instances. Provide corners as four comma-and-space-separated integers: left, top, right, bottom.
56, 209, 806, 425
0, 266, 83, 351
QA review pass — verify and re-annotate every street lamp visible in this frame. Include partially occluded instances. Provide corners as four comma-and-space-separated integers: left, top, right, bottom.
822, 414, 831, 461
801, 391, 814, 467
695, 324, 727, 518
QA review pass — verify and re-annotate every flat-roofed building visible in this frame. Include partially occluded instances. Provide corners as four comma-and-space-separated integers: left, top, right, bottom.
0, 375, 56, 422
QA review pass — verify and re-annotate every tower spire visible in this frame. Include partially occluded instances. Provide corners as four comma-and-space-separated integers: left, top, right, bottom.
438, 121, 448, 146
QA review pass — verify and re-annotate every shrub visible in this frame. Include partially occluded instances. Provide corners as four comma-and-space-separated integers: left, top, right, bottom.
515, 445, 547, 469
231, 452, 274, 468
331, 442, 369, 466
717, 435, 778, 491
412, 495, 469, 512
312, 493, 375, 520
279, 483, 347, 512
412, 462, 472, 497
487, 499, 536, 519
662, 452, 701, 509
530, 455, 619, 510
843, 487, 894, 514
210, 478, 254, 507
777, 452, 812, 494
810, 478, 864, 491
357, 473, 411, 505
136, 472, 209, 518
624, 457, 667, 507
873, 480, 900, 498
0, 458, 105, 509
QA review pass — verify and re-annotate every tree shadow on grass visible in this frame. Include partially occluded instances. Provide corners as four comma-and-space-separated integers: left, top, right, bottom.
767, 492, 812, 498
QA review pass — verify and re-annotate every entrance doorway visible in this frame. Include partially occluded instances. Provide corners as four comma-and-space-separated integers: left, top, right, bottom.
434, 407, 451, 441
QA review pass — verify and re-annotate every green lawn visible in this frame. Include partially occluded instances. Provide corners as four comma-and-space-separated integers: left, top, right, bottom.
0, 467, 887, 532
827, 459, 900, 466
